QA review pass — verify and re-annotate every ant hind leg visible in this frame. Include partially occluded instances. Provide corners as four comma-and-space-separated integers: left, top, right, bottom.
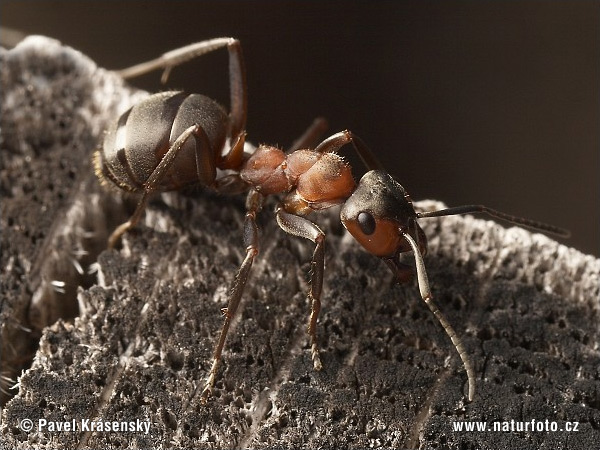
107, 124, 204, 248
116, 37, 248, 148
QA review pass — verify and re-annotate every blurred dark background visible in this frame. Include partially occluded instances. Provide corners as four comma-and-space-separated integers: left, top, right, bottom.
2, 1, 598, 256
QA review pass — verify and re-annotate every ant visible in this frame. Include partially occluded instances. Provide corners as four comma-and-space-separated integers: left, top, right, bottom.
94, 38, 570, 403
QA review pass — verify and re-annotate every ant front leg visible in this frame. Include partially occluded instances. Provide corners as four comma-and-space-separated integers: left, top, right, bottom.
314, 130, 384, 171
200, 189, 262, 403
108, 124, 210, 248
275, 207, 325, 371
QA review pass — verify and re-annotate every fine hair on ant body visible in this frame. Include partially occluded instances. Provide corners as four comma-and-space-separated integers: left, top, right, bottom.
94, 38, 570, 403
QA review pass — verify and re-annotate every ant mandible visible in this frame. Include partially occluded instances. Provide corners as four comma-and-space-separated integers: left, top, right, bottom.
94, 38, 570, 403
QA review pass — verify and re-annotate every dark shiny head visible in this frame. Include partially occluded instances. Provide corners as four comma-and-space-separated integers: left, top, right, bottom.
340, 170, 426, 258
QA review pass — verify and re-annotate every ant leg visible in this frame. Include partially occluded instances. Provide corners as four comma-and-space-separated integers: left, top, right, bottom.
275, 207, 325, 371
108, 194, 149, 249
382, 257, 415, 284
107, 124, 208, 248
214, 173, 250, 195
218, 131, 246, 170
200, 189, 262, 403
224, 39, 247, 141
117, 37, 247, 145
400, 229, 476, 402
314, 130, 384, 171
287, 117, 329, 153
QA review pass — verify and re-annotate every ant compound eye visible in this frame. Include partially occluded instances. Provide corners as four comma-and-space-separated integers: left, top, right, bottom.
357, 211, 376, 235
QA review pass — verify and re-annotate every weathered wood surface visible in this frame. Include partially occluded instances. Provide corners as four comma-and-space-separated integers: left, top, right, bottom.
1, 36, 599, 449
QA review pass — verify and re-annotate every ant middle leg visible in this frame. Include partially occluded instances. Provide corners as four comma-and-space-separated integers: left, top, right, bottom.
275, 207, 325, 371
200, 189, 263, 403
287, 117, 329, 153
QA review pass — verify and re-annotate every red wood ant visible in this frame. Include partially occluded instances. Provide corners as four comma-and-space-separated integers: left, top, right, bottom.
94, 38, 570, 403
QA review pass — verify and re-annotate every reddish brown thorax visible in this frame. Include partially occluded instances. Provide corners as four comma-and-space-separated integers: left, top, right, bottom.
240, 145, 355, 216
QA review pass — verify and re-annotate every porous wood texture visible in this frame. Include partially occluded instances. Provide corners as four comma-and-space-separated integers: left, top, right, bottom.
1, 36, 599, 449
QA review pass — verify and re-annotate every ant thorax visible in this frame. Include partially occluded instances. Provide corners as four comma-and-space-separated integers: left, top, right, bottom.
240, 145, 355, 215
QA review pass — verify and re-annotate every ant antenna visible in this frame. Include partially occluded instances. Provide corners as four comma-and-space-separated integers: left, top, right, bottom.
401, 229, 476, 402
417, 205, 570, 238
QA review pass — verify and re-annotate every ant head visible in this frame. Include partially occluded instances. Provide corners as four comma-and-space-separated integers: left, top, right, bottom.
340, 170, 426, 258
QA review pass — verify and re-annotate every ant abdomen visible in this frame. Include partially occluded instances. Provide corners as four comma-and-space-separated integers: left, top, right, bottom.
95, 91, 228, 193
